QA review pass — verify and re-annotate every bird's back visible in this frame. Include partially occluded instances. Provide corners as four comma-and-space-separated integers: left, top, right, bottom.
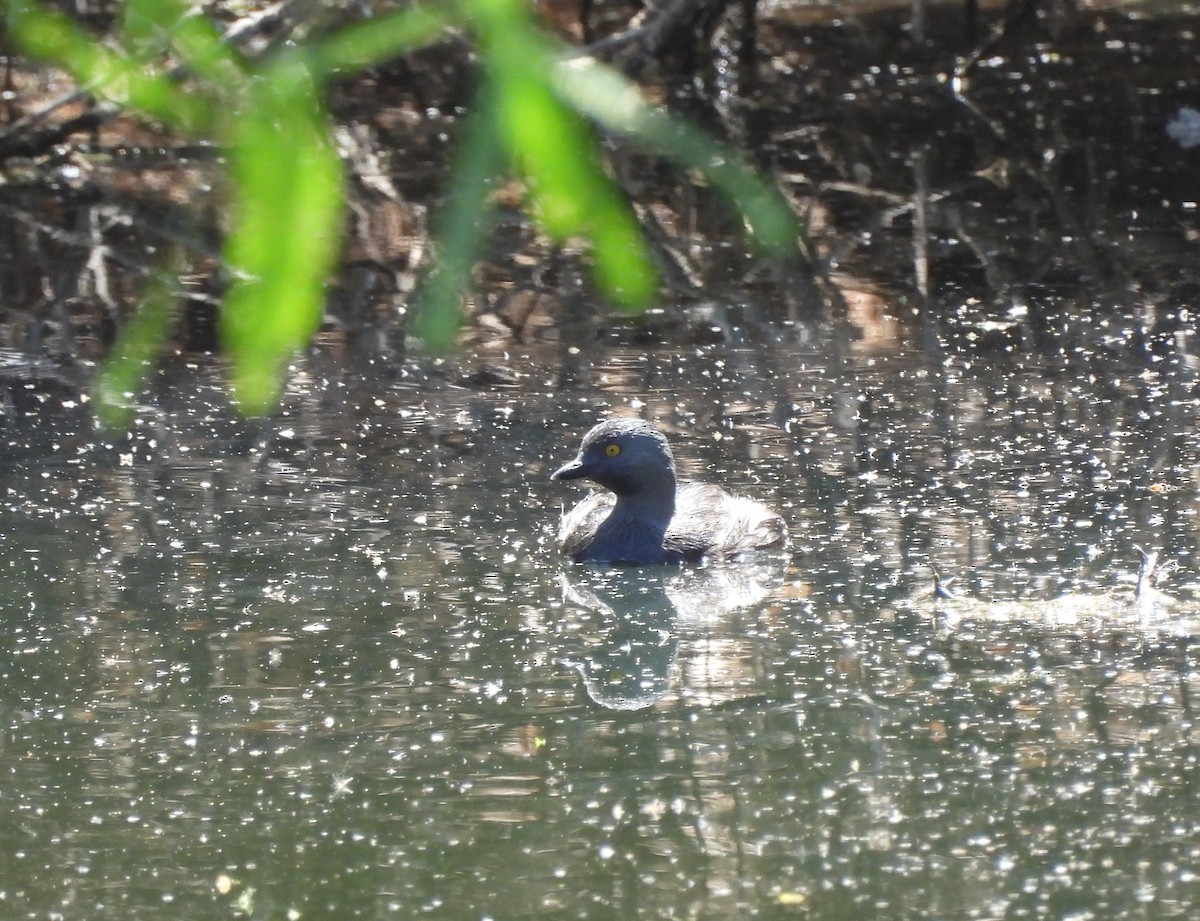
664, 482, 787, 560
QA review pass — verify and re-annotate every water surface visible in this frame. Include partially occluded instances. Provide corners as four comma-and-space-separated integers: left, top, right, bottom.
0, 335, 1197, 920
2, 0, 1200, 917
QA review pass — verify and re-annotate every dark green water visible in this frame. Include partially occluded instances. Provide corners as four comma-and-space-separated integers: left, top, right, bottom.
0, 337, 1197, 920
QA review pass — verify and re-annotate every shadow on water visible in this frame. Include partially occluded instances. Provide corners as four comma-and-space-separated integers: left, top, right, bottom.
0, 0, 1200, 918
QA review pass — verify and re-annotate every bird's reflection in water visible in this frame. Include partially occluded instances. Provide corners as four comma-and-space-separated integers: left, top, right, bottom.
557, 557, 786, 711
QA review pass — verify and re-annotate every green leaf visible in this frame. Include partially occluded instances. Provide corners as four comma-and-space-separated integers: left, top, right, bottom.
552, 57, 800, 255
492, 73, 593, 238
93, 270, 176, 430
307, 5, 454, 79
589, 194, 658, 311
220, 56, 344, 413
467, 0, 589, 239
120, 0, 174, 55
121, 0, 245, 88
463, 0, 658, 309
412, 89, 504, 352
6, 0, 214, 131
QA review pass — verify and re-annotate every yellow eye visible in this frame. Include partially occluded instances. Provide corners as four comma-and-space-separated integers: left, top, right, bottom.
604, 443, 621, 457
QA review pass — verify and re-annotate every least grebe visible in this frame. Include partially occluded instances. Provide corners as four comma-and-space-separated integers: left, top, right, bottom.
551, 418, 787, 564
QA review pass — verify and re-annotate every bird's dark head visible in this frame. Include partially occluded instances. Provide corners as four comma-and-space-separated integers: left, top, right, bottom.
552, 418, 676, 497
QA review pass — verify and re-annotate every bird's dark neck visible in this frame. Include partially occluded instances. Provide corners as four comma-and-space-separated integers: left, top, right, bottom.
611, 470, 677, 525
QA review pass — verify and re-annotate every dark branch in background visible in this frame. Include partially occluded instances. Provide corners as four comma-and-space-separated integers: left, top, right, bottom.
0, 107, 108, 159
577, 0, 738, 77
0, 0, 295, 162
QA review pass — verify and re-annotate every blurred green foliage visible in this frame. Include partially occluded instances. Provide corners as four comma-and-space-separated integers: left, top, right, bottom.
5, 0, 800, 422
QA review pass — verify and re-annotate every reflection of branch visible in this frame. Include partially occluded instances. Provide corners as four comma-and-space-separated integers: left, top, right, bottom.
954, 0, 1042, 80
950, 77, 1110, 284
0, 202, 220, 304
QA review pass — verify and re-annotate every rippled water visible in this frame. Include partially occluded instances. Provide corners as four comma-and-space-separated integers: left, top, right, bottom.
2, 0, 1200, 915
0, 331, 1197, 920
